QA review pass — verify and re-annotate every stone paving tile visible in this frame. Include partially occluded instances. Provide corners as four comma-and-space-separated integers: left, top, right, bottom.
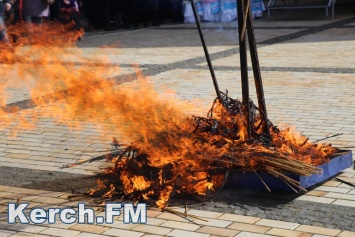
6, 225, 48, 234
102, 227, 145, 237
0, 221, 13, 229
337, 230, 355, 237
132, 225, 172, 236
296, 225, 341, 236
104, 221, 138, 230
140, 235, 163, 237
217, 214, 260, 224
0, 192, 13, 198
145, 218, 167, 226
342, 168, 354, 173
186, 209, 223, 219
4, 195, 39, 202
0, 206, 8, 212
146, 210, 162, 218
0, 186, 9, 191
0, 199, 12, 205
40, 222, 76, 230
337, 183, 355, 189
305, 190, 328, 197
7, 233, 48, 237
166, 229, 210, 237
338, 173, 354, 178
24, 202, 51, 209
295, 195, 335, 204
39, 227, 81, 237
75, 233, 108, 237
14, 194, 39, 202
0, 229, 16, 237
255, 218, 300, 230
234, 231, 275, 237
4, 153, 32, 159
31, 197, 67, 205
192, 217, 232, 228
69, 223, 110, 234
311, 235, 332, 237
227, 222, 270, 234
314, 186, 351, 194
336, 178, 355, 188
155, 212, 190, 223
323, 181, 342, 187
196, 226, 240, 237
332, 199, 355, 207
266, 227, 312, 237
0, 180, 24, 193
160, 220, 200, 231
324, 192, 355, 201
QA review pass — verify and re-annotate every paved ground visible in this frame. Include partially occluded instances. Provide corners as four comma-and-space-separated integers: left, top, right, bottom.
1, 4, 355, 237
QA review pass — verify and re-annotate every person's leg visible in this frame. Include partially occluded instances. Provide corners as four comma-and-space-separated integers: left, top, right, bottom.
170, 0, 182, 23
107, 0, 119, 29
49, 0, 60, 21
83, 0, 100, 29
24, 15, 31, 23
130, 0, 139, 28
0, 16, 10, 43
32, 16, 42, 24
118, 0, 129, 28
142, 0, 151, 27
100, 0, 110, 30
151, 0, 161, 26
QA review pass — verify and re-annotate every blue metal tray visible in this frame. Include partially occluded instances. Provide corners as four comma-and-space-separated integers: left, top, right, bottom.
225, 150, 353, 192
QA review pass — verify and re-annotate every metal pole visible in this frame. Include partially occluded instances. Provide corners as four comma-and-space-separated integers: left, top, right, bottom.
245, 3, 269, 135
190, 0, 221, 99
237, 0, 251, 140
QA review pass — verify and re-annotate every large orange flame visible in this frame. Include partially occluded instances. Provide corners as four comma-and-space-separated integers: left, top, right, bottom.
0, 22, 337, 209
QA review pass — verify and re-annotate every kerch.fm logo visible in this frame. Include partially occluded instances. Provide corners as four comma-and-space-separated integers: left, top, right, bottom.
8, 202, 147, 224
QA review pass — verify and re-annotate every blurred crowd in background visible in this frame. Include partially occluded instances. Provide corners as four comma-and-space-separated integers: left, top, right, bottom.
0, 0, 265, 42
0, 0, 185, 32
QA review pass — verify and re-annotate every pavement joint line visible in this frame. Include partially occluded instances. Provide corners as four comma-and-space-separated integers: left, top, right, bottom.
258, 16, 355, 45
154, 65, 355, 74
2, 15, 355, 114
1, 72, 138, 114
140, 15, 355, 77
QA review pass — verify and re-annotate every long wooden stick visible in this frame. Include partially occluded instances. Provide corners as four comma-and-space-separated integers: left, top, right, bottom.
165, 207, 208, 222
237, 0, 251, 140
190, 0, 221, 99
240, 0, 251, 41
252, 168, 271, 192
245, 5, 270, 135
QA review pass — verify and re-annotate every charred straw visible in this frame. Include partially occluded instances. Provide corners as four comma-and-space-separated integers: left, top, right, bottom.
85, 93, 337, 209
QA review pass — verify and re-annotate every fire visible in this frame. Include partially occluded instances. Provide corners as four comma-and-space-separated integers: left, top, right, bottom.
0, 22, 338, 210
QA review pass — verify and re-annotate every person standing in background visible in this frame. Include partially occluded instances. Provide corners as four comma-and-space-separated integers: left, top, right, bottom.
49, 0, 61, 21
21, 0, 50, 24
59, 0, 78, 13
251, 0, 265, 18
0, 0, 10, 42
2, 0, 15, 25
170, 0, 183, 23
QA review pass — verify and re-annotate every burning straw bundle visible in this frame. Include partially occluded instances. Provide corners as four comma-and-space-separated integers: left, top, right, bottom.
87, 92, 337, 209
